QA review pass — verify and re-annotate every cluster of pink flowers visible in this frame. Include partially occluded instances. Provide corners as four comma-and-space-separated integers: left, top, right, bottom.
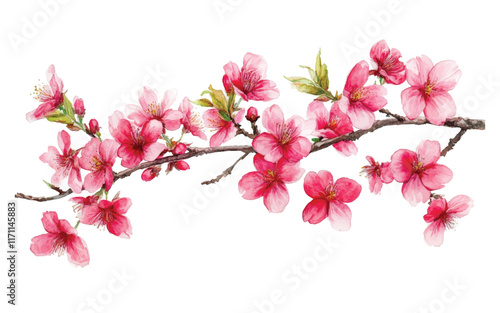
26, 42, 474, 266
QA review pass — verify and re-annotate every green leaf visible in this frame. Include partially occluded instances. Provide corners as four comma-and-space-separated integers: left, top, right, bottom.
62, 94, 75, 120
284, 76, 325, 95
299, 65, 319, 84
218, 110, 231, 122
207, 85, 228, 112
190, 98, 214, 108
45, 111, 73, 124
311, 138, 320, 143
315, 50, 329, 90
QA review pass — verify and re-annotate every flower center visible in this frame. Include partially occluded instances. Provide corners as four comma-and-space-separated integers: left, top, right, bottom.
327, 119, 338, 130
241, 70, 258, 92
264, 169, 279, 183
91, 156, 104, 171
52, 234, 68, 256
147, 102, 162, 118
324, 185, 337, 201
351, 88, 363, 102
276, 123, 297, 145
413, 160, 425, 175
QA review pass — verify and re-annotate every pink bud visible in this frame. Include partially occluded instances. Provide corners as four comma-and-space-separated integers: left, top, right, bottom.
245, 106, 259, 123
223, 75, 234, 95
141, 166, 161, 182
175, 160, 190, 171
173, 143, 187, 155
89, 119, 100, 134
74, 96, 85, 117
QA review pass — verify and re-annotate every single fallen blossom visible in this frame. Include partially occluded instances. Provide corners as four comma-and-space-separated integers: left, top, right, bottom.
238, 154, 304, 213
423, 195, 473, 247
302, 170, 362, 231
30, 211, 89, 267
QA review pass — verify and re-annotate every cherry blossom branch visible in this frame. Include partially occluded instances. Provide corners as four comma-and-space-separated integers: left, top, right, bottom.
15, 116, 485, 203
378, 108, 405, 122
201, 151, 251, 185
440, 128, 468, 157
232, 118, 255, 139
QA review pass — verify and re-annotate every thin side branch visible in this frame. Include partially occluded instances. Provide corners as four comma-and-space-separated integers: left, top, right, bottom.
441, 128, 468, 157
201, 152, 251, 185
232, 118, 255, 139
16, 116, 485, 202
379, 108, 405, 122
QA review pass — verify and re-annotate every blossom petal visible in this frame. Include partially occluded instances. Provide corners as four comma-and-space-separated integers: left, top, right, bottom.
402, 175, 431, 206
107, 215, 133, 239
423, 198, 446, 223
304, 171, 325, 198
406, 55, 433, 87
344, 61, 369, 93
390, 149, 417, 183
243, 52, 267, 78
346, 103, 375, 130
143, 142, 166, 162
41, 211, 60, 233
416, 140, 441, 167
138, 86, 158, 112
401, 87, 426, 120
238, 172, 267, 200
334, 178, 362, 203
429, 60, 461, 91
424, 220, 445, 247
141, 120, 163, 143
263, 182, 289, 213
328, 200, 352, 231
252, 133, 281, 162
262, 104, 284, 135
30, 233, 57, 256
277, 160, 304, 183
66, 235, 90, 267
302, 199, 328, 224
423, 91, 456, 126
113, 198, 132, 214
447, 195, 473, 217
333, 141, 358, 156
421, 164, 453, 190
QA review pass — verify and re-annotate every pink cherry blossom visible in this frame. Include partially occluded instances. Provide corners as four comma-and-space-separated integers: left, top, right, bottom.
223, 52, 279, 102
423, 195, 473, 247
337, 61, 388, 130
128, 87, 183, 131
79, 138, 120, 192
74, 96, 85, 117
179, 97, 206, 140
253, 104, 312, 162
369, 40, 406, 85
27, 64, 65, 122
70, 195, 99, 213
390, 140, 453, 206
238, 154, 304, 213
80, 196, 133, 238
203, 109, 245, 147
307, 100, 357, 156
30, 211, 89, 267
40, 130, 82, 193
110, 117, 166, 168
401, 55, 461, 125
360, 156, 393, 194
302, 171, 362, 231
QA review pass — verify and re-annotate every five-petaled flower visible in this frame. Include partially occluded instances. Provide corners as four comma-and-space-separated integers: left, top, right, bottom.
40, 130, 83, 193
223, 52, 280, 102
79, 196, 133, 238
401, 55, 461, 125
390, 140, 453, 206
203, 108, 245, 147
423, 195, 473, 247
307, 100, 357, 156
253, 104, 312, 162
128, 87, 183, 132
369, 40, 406, 85
337, 61, 388, 130
30, 211, 89, 267
302, 171, 362, 231
360, 156, 393, 194
238, 154, 304, 213
110, 112, 166, 168
27, 64, 65, 122
79, 138, 120, 192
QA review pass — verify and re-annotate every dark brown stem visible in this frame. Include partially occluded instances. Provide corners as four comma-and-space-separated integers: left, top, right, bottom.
378, 108, 405, 122
441, 128, 468, 157
201, 152, 251, 185
15, 116, 485, 202
232, 118, 255, 139
15, 189, 73, 202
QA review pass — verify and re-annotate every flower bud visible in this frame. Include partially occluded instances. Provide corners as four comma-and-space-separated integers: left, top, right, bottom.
173, 143, 187, 155
89, 119, 100, 134
223, 75, 234, 95
141, 166, 161, 182
74, 96, 85, 117
245, 106, 259, 123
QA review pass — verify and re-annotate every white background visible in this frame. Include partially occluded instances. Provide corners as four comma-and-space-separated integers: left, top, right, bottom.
1, 0, 499, 312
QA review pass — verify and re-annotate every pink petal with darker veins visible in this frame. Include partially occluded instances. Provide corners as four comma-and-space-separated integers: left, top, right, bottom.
401, 87, 426, 120
328, 200, 352, 231
334, 178, 362, 203
424, 220, 445, 247
421, 164, 453, 190
263, 182, 289, 213
303, 199, 328, 224
402, 175, 431, 206
423, 91, 456, 126
238, 172, 267, 200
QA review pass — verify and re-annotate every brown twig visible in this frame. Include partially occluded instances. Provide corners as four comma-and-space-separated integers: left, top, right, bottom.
232, 118, 255, 139
15, 116, 485, 202
201, 152, 251, 185
378, 108, 405, 122
441, 128, 468, 157
15, 189, 73, 202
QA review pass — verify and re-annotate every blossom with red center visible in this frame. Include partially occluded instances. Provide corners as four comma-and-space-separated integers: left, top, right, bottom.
79, 138, 120, 192
30, 211, 89, 267
80, 196, 133, 238
203, 108, 245, 147
369, 40, 406, 85
360, 156, 393, 194
40, 130, 83, 193
128, 87, 183, 132
27, 64, 65, 122
390, 140, 453, 206
337, 61, 388, 130
238, 154, 304, 213
223, 52, 279, 102
70, 195, 100, 213
252, 104, 313, 163
179, 97, 206, 140
423, 195, 473, 247
302, 171, 362, 231
110, 115, 166, 168
401, 55, 461, 125
306, 100, 357, 156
